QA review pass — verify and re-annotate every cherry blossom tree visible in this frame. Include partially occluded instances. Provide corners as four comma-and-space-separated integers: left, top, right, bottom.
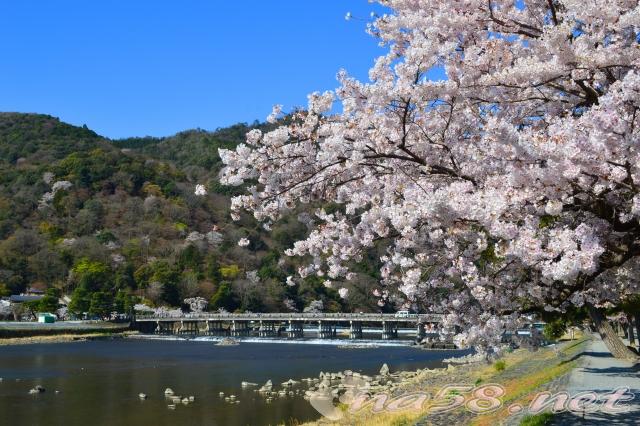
220, 1, 640, 358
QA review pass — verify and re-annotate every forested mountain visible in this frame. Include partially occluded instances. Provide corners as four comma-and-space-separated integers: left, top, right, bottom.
0, 113, 382, 316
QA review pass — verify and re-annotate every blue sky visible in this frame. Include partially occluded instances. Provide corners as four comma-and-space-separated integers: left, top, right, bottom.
0, 1, 390, 139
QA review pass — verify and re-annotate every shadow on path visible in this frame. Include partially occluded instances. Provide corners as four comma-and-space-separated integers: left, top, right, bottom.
559, 350, 615, 365
551, 409, 640, 425
548, 339, 640, 425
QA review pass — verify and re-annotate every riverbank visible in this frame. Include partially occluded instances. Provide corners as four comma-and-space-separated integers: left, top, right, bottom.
0, 320, 131, 341
0, 330, 137, 346
298, 335, 590, 426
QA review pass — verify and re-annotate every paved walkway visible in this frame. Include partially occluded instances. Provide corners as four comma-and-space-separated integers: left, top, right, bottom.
550, 338, 640, 425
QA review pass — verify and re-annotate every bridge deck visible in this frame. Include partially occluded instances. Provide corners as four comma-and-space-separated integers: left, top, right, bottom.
136, 313, 444, 323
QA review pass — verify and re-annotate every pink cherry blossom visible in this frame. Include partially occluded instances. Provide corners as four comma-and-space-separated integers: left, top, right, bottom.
220, 1, 640, 353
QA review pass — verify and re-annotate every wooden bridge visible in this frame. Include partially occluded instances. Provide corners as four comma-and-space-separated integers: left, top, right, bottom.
134, 312, 445, 341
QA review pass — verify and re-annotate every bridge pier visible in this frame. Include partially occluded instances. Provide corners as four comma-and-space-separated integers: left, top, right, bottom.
417, 322, 426, 340
155, 321, 176, 335
178, 320, 199, 335
205, 320, 226, 336
258, 320, 278, 337
287, 320, 304, 338
230, 320, 250, 337
349, 320, 363, 339
424, 322, 438, 342
318, 321, 336, 339
382, 321, 398, 340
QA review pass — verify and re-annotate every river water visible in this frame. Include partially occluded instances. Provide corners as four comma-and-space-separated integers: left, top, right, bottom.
0, 337, 467, 426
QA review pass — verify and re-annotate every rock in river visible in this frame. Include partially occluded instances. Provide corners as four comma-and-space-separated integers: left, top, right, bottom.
29, 385, 45, 394
258, 380, 273, 392
380, 363, 390, 376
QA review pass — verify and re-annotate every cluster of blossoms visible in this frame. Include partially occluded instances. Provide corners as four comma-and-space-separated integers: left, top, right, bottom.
194, 184, 207, 196
39, 179, 72, 209
283, 298, 298, 312
184, 230, 224, 248
338, 287, 349, 299
303, 299, 324, 313
220, 1, 640, 351
184, 297, 208, 313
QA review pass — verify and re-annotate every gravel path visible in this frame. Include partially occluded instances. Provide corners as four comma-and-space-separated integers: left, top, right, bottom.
550, 338, 640, 425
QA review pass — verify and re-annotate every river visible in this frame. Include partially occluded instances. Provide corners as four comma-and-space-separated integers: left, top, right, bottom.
0, 337, 467, 426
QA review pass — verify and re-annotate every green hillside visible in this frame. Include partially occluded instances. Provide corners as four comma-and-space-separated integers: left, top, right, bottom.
0, 113, 381, 316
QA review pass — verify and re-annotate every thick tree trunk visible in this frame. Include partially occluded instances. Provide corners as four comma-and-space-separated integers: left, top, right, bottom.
627, 314, 636, 345
636, 314, 640, 348
587, 305, 638, 360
